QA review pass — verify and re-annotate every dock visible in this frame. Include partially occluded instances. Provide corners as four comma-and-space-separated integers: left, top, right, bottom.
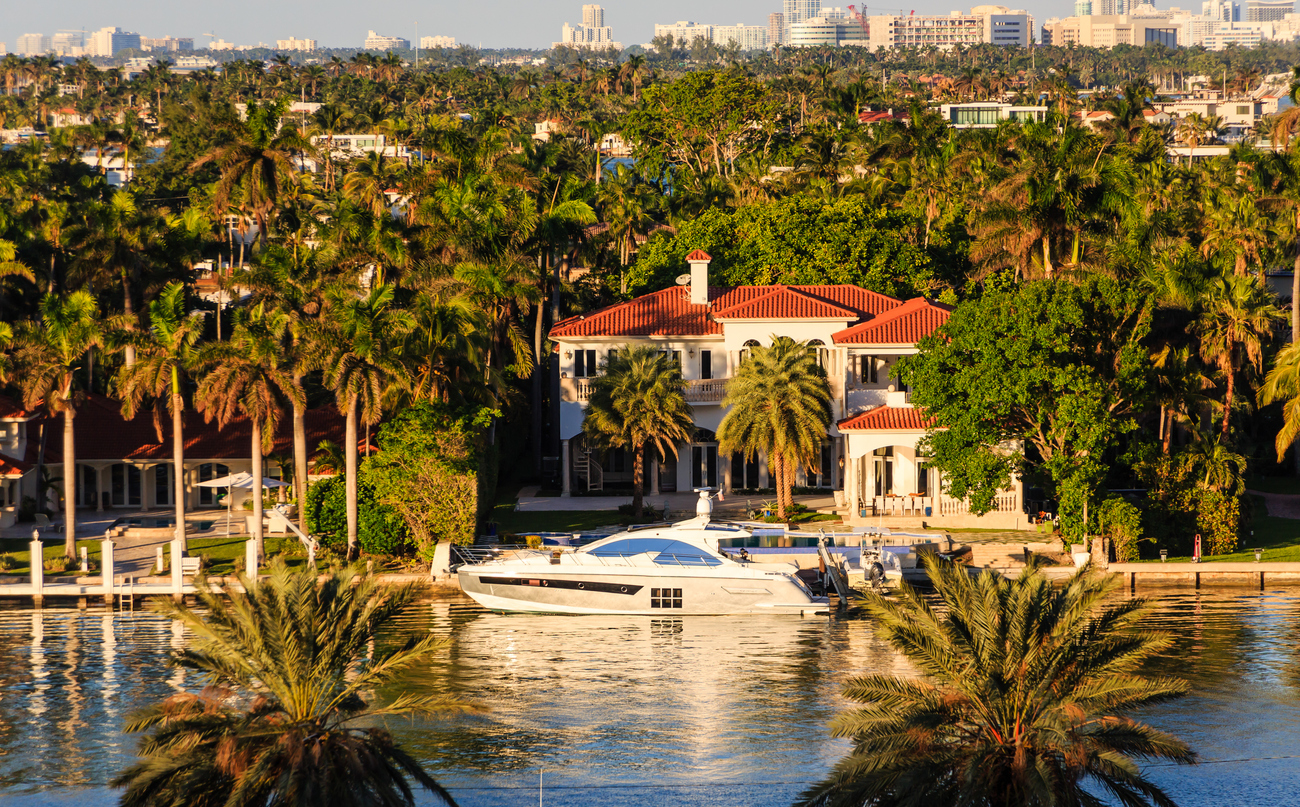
1109, 562, 1300, 591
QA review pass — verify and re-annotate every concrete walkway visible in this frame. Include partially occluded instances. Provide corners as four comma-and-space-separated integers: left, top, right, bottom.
1248, 490, 1300, 520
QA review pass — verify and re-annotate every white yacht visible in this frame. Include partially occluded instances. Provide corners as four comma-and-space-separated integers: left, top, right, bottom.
457, 493, 829, 616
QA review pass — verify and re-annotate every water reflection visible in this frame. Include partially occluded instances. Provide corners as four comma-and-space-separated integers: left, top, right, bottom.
0, 591, 1295, 806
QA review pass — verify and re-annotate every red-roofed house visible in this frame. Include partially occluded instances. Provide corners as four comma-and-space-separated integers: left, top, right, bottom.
550, 254, 1024, 526
0, 393, 350, 525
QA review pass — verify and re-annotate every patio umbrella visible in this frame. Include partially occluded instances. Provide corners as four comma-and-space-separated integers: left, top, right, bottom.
196, 473, 290, 538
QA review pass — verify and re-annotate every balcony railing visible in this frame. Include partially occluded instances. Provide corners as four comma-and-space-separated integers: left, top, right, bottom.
574, 378, 728, 403
856, 492, 1019, 517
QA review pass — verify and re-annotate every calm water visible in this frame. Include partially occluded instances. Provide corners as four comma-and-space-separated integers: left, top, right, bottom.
0, 590, 1297, 806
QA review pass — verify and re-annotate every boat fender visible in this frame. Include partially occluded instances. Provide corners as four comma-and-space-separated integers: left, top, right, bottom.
866, 562, 885, 584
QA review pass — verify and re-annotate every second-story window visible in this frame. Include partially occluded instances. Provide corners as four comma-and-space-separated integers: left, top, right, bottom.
700, 350, 712, 379
575, 349, 597, 378
859, 355, 878, 384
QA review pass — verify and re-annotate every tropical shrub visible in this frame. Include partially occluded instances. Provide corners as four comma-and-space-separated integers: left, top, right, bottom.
1097, 495, 1145, 562
364, 401, 497, 555
304, 475, 411, 557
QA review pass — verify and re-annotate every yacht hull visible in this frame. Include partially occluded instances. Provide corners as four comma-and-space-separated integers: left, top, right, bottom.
458, 569, 826, 616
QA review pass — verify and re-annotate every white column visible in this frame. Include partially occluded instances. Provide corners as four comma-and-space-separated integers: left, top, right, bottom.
141, 466, 152, 511
245, 538, 259, 583
96, 466, 105, 511
561, 439, 572, 497
170, 538, 183, 596
29, 538, 44, 600
649, 459, 659, 496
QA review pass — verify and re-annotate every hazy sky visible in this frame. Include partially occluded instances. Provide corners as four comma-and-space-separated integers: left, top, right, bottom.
5, 0, 1067, 53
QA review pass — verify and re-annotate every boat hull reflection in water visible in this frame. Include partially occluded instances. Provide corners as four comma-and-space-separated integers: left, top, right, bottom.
458, 515, 826, 615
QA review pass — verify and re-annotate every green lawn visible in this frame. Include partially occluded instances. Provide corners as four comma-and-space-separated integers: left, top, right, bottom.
0, 534, 304, 577
1137, 512, 1300, 563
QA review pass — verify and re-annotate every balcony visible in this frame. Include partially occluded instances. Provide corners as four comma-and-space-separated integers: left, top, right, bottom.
573, 378, 729, 403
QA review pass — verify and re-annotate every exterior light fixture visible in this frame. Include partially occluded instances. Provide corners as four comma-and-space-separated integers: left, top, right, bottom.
1160, 549, 1168, 562
564, 351, 572, 359
1255, 548, 1263, 562
688, 348, 695, 357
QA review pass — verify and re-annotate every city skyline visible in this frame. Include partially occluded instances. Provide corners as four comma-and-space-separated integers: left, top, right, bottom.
4, 0, 1095, 52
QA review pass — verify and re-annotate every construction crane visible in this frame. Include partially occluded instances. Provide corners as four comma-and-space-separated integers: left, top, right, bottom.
846, 4, 871, 38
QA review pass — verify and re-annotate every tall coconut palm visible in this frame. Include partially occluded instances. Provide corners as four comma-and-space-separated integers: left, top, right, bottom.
14, 291, 106, 558
113, 561, 477, 807
717, 337, 831, 519
1196, 274, 1284, 436
582, 345, 695, 518
798, 558, 1194, 807
318, 283, 414, 559
118, 282, 203, 550
194, 305, 304, 557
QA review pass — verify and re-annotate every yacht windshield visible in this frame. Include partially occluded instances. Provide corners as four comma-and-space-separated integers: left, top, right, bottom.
588, 538, 723, 566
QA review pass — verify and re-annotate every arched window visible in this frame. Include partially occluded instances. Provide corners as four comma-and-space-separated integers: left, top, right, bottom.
740, 339, 760, 364
808, 339, 829, 370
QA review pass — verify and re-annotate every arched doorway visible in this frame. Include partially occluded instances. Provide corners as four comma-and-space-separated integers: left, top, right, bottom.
690, 428, 718, 489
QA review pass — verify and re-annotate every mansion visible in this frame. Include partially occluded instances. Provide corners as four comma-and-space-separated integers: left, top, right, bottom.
550, 251, 1025, 528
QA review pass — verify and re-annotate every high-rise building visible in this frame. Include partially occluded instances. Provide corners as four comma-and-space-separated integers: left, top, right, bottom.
713, 24, 770, 49
276, 37, 317, 51
654, 21, 714, 45
51, 31, 85, 55
16, 33, 51, 55
1093, 0, 1128, 14
1203, 0, 1240, 19
769, 12, 786, 44
141, 36, 194, 52
89, 27, 141, 57
554, 4, 621, 49
363, 30, 410, 50
1247, 0, 1293, 20
420, 35, 457, 48
783, 0, 820, 39
1075, 0, 1094, 15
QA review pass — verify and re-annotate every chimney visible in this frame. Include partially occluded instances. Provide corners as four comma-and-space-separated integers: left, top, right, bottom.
686, 249, 711, 306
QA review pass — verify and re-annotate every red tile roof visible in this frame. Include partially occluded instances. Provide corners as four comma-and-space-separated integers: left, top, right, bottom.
22, 394, 349, 464
550, 286, 724, 338
832, 298, 951, 345
685, 249, 712, 261
0, 455, 32, 478
550, 284, 906, 339
0, 397, 38, 420
837, 405, 934, 432
712, 285, 859, 320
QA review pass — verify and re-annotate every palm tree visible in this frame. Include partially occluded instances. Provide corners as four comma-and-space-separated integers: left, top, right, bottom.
582, 346, 694, 518
1196, 274, 1284, 437
14, 291, 105, 558
318, 284, 414, 559
797, 558, 1195, 807
118, 282, 203, 551
113, 561, 477, 807
1258, 339, 1300, 464
194, 305, 304, 557
1179, 431, 1248, 495
717, 337, 831, 519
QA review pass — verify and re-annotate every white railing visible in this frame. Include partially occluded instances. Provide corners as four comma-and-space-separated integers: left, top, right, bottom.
574, 377, 727, 403
858, 492, 1019, 517
684, 379, 727, 402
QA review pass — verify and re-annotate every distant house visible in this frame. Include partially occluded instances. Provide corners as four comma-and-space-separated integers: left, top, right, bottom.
0, 394, 351, 525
